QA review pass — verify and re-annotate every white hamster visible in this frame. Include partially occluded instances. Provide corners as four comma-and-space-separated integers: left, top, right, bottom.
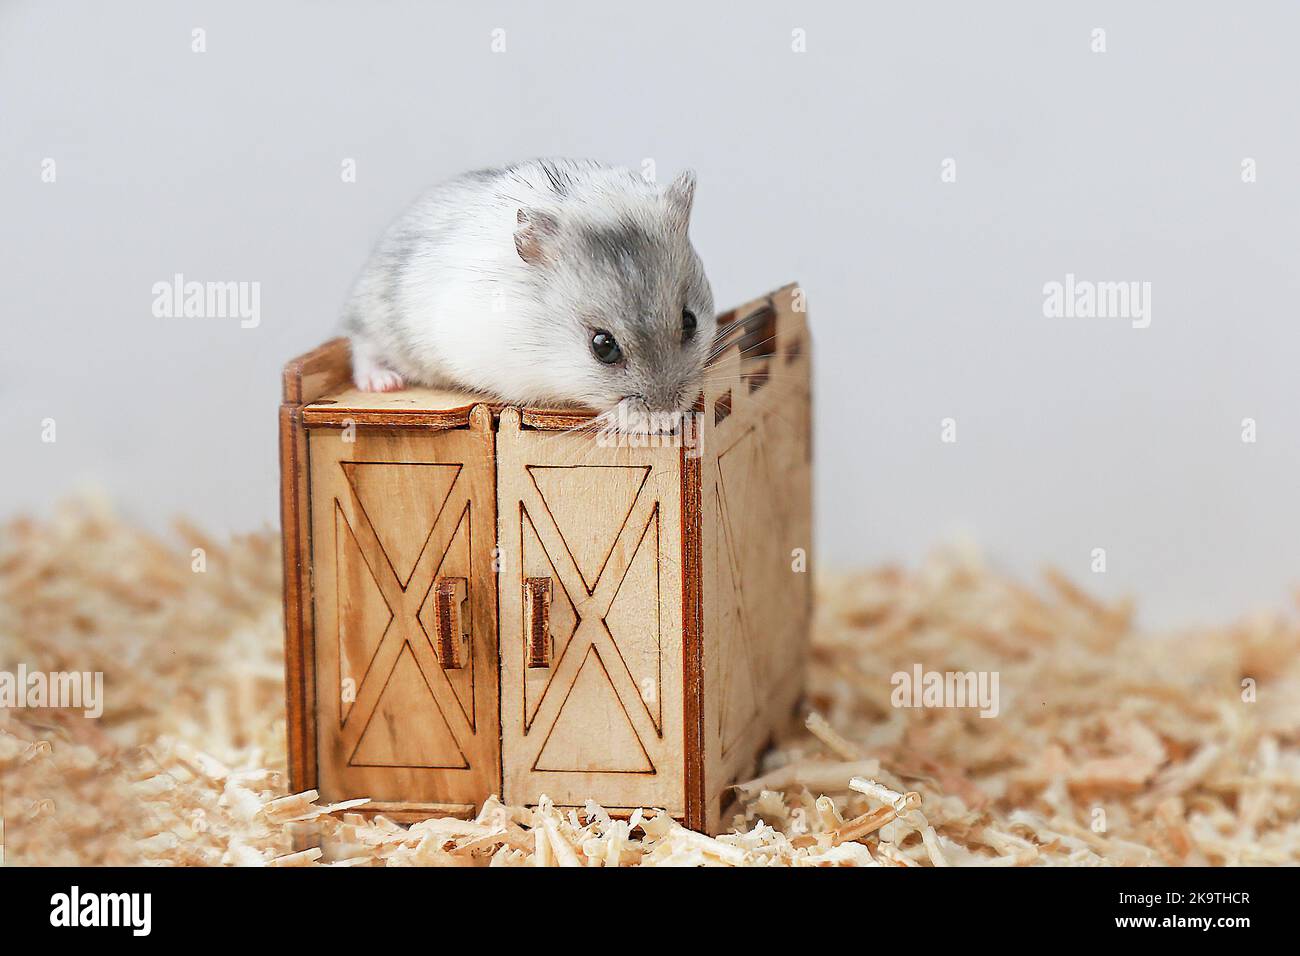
343, 158, 715, 421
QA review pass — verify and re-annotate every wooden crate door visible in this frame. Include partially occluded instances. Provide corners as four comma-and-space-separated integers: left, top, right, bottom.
497, 410, 685, 814
308, 411, 499, 810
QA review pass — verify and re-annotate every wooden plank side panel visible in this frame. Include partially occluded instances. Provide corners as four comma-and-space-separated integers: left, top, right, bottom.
307, 410, 500, 811
700, 282, 813, 832
497, 408, 687, 815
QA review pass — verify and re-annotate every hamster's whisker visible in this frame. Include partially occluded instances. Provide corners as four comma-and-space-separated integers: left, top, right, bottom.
697, 367, 811, 389
706, 328, 790, 362
692, 377, 812, 434
711, 313, 757, 337
709, 312, 782, 344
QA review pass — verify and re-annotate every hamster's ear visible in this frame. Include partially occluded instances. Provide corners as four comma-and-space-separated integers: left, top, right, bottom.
515, 207, 559, 265
664, 170, 696, 235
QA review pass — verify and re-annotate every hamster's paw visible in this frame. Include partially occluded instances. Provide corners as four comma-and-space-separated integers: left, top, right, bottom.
353, 363, 406, 393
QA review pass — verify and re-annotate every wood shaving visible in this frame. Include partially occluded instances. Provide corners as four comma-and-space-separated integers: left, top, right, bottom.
2, 497, 1297, 865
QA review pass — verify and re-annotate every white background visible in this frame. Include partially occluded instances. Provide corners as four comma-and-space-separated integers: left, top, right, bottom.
3, 1, 1297, 628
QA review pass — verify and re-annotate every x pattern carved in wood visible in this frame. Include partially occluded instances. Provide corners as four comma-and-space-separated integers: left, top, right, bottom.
517, 463, 661, 773
496, 411, 685, 813
336, 461, 478, 770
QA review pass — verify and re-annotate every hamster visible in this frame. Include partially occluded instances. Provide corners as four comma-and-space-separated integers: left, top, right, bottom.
343, 158, 716, 426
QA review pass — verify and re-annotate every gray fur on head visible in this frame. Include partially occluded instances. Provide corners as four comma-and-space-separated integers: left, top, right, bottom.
511, 165, 713, 414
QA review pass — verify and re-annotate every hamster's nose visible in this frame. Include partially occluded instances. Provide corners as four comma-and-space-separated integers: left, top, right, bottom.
645, 385, 688, 415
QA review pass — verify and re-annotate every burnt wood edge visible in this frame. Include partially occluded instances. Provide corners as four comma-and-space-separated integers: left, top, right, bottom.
302, 407, 477, 429
680, 448, 706, 831
300, 403, 596, 431
283, 337, 352, 405
299, 403, 595, 431
279, 402, 314, 795
485, 405, 507, 810
335, 802, 476, 825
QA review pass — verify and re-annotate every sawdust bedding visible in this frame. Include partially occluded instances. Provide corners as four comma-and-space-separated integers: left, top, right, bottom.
2, 497, 1297, 866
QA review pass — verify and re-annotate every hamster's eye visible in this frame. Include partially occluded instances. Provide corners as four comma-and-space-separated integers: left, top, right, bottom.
591, 330, 623, 365
682, 308, 697, 343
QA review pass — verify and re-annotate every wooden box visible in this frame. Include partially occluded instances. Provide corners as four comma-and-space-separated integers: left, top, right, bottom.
280, 282, 812, 832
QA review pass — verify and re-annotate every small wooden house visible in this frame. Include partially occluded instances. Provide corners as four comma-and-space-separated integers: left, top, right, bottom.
280, 282, 812, 832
